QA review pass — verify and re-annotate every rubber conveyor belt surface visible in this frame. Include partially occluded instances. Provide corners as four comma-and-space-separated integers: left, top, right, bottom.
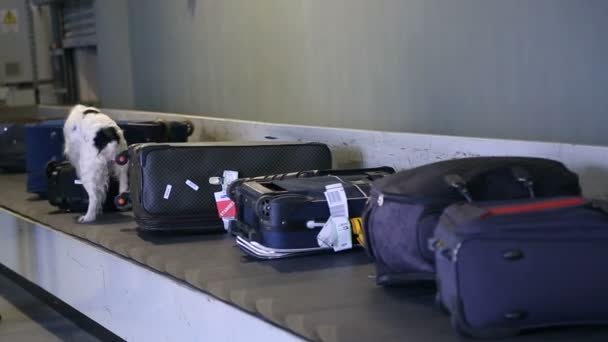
1, 174, 607, 341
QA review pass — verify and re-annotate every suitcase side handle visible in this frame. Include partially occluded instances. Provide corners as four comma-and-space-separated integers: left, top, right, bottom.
445, 166, 538, 203
227, 167, 394, 200
444, 174, 473, 203
153, 119, 195, 140
45, 160, 62, 178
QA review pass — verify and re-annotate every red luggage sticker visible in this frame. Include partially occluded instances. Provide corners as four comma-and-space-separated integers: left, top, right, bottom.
214, 191, 236, 218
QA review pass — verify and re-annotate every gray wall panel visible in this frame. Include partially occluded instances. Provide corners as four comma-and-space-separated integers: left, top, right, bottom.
100, 0, 608, 145
95, 0, 134, 108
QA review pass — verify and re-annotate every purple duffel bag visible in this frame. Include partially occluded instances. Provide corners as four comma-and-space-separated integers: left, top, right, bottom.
431, 197, 608, 338
362, 157, 581, 286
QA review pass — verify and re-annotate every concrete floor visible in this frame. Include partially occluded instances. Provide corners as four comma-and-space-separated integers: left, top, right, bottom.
0, 272, 101, 342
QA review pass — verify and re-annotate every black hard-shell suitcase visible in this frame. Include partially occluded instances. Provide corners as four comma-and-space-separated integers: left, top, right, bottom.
230, 167, 395, 255
431, 197, 608, 338
46, 161, 120, 212
128, 142, 332, 232
121, 119, 194, 144
363, 156, 582, 286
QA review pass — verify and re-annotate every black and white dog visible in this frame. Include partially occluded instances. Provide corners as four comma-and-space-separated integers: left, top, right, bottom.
63, 105, 129, 223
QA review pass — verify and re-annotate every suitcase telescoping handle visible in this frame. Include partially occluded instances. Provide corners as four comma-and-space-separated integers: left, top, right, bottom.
444, 166, 537, 202
241, 167, 395, 183
227, 167, 395, 198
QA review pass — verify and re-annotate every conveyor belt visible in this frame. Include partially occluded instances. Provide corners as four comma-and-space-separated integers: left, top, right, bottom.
1, 174, 607, 341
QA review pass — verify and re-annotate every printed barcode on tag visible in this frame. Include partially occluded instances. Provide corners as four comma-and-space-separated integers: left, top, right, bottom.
326, 191, 342, 205
328, 205, 347, 218
324, 183, 350, 219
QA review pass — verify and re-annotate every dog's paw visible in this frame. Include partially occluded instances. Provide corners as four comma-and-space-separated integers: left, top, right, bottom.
77, 215, 95, 223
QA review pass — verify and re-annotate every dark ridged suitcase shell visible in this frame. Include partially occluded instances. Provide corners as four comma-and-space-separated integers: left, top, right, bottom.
128, 142, 332, 232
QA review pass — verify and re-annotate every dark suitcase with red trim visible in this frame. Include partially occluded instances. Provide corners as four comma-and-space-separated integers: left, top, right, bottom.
363, 157, 582, 286
431, 197, 608, 338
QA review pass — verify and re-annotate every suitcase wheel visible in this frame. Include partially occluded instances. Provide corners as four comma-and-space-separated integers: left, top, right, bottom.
114, 193, 132, 211
255, 197, 272, 218
115, 151, 129, 166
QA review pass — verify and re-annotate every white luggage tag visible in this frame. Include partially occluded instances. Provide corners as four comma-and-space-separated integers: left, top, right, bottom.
212, 170, 239, 230
317, 183, 353, 252
185, 179, 200, 191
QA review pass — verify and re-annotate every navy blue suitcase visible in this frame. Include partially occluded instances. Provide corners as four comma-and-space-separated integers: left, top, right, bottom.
230, 167, 394, 257
431, 197, 608, 338
26, 119, 194, 196
0, 122, 28, 172
26, 120, 65, 195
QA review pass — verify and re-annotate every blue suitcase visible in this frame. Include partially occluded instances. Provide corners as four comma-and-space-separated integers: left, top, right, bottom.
26, 120, 65, 195
26, 119, 194, 196
431, 197, 608, 338
229, 167, 394, 258
0, 122, 28, 172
